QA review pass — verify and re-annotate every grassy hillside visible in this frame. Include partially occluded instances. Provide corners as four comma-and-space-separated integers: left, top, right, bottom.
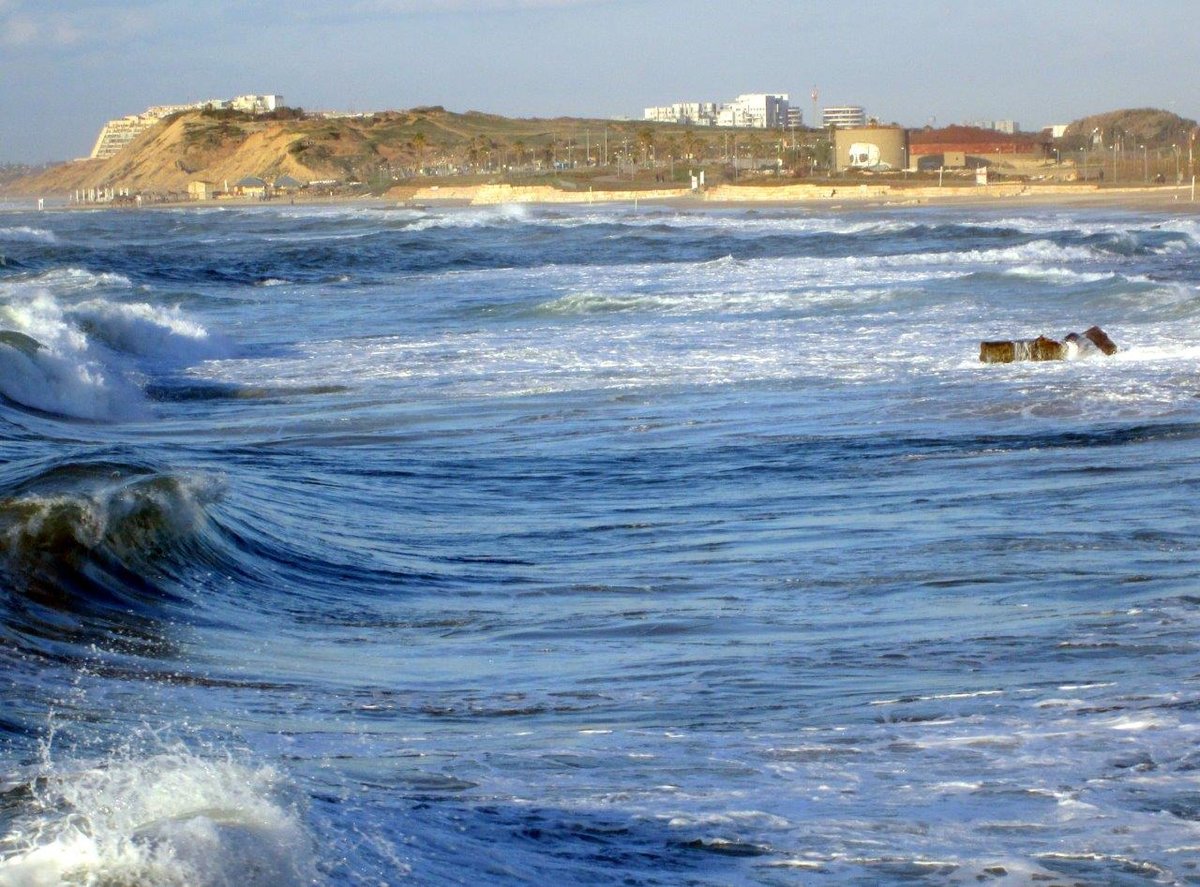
1060, 108, 1198, 151
4, 106, 817, 198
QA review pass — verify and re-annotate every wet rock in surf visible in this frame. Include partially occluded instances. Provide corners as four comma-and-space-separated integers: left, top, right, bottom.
980, 326, 1116, 363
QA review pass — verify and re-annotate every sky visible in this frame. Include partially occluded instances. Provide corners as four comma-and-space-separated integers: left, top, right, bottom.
2, 0, 1198, 162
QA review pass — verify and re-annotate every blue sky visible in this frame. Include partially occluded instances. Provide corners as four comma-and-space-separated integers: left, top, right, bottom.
2, 0, 1198, 162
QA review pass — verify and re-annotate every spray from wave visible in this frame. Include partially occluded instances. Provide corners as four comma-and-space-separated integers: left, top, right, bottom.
0, 746, 318, 887
0, 289, 227, 420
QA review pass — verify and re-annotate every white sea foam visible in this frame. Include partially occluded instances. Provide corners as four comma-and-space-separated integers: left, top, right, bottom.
0, 749, 316, 887
404, 203, 531, 231
66, 299, 226, 363
0, 226, 56, 243
0, 291, 222, 419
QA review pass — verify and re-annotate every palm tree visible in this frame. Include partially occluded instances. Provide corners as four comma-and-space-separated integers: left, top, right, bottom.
637, 128, 656, 166
411, 131, 428, 173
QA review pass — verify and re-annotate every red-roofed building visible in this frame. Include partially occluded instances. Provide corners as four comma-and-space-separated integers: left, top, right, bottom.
909, 125, 1050, 170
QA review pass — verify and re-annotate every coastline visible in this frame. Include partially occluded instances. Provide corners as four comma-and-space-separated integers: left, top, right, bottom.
5, 181, 1199, 215
391, 181, 1200, 214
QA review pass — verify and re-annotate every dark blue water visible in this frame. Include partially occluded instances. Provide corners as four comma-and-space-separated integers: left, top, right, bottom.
2, 202, 1200, 885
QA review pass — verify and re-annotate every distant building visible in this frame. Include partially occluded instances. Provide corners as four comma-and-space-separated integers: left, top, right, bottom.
1047, 124, 1069, 139
717, 94, 790, 129
89, 93, 285, 160
642, 93, 790, 129
229, 94, 284, 114
963, 119, 1019, 135
272, 174, 306, 192
644, 102, 719, 125
90, 116, 155, 160
785, 107, 804, 129
909, 125, 1049, 170
188, 180, 216, 201
822, 106, 867, 129
233, 175, 269, 198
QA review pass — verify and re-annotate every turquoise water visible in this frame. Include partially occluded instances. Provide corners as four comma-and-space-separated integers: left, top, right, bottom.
1, 203, 1199, 884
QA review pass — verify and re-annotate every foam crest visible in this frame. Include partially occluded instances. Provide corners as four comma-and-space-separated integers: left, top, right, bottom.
65, 299, 226, 363
404, 203, 531, 231
0, 293, 138, 420
0, 226, 56, 243
0, 291, 222, 419
0, 470, 224, 571
0, 749, 317, 887
5, 268, 132, 294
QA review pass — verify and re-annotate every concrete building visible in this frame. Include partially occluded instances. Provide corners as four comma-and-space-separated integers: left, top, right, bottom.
642, 93, 789, 129
963, 119, 1019, 135
822, 106, 867, 129
643, 102, 719, 125
717, 94, 790, 129
233, 175, 268, 198
188, 180, 216, 201
230, 94, 284, 114
90, 94, 285, 160
908, 125, 1048, 170
90, 116, 157, 159
833, 126, 908, 172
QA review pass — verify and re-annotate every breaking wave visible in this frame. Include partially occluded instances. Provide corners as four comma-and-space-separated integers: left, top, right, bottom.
0, 747, 317, 887
0, 291, 226, 420
0, 462, 227, 653
0, 226, 57, 244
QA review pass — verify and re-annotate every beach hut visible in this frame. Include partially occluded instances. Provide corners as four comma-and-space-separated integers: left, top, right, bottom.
188, 180, 216, 201
234, 175, 269, 198
273, 174, 306, 193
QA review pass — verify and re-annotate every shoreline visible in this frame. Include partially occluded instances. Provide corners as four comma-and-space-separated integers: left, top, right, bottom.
5, 182, 1199, 215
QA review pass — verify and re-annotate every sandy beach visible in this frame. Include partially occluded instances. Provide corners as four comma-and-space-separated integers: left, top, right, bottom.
387, 180, 1200, 214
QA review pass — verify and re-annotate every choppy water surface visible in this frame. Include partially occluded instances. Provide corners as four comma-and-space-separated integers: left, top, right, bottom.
1, 201, 1200, 885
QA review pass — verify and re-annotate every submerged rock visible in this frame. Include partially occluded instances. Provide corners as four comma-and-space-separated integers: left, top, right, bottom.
980, 327, 1116, 363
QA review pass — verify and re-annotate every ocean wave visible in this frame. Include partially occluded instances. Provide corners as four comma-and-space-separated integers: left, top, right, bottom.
0, 226, 57, 244
538, 285, 900, 317
0, 464, 224, 572
0, 291, 225, 419
1002, 265, 1118, 284
66, 299, 227, 363
0, 462, 226, 654
2, 267, 132, 294
0, 747, 316, 887
403, 204, 532, 231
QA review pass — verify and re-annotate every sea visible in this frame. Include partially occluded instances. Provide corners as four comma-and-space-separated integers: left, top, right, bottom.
0, 197, 1199, 886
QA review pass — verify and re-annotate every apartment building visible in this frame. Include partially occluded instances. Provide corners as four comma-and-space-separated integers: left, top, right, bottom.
89, 94, 285, 160
822, 106, 867, 128
644, 94, 790, 129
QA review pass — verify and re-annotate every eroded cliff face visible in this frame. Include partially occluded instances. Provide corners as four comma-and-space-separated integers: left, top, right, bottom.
3, 113, 377, 197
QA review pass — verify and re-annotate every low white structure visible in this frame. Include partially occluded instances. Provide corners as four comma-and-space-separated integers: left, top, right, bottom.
963, 119, 1019, 135
822, 106, 866, 129
644, 94, 790, 129
230, 94, 284, 114
644, 102, 719, 125
717, 94, 790, 129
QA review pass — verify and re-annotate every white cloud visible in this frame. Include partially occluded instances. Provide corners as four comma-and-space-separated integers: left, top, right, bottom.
1, 4, 156, 48
1, 14, 37, 46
